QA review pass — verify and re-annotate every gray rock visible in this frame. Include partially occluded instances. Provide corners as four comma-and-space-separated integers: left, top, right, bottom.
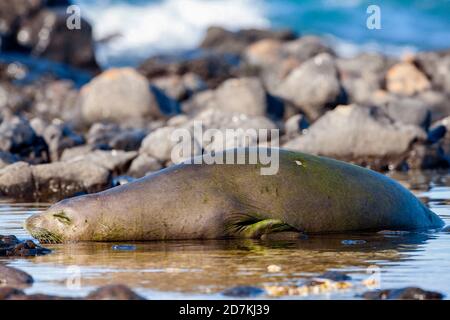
283, 105, 426, 169
79, 68, 161, 124
371, 92, 431, 129
184, 77, 270, 117
0, 162, 34, 198
31, 160, 111, 201
0, 265, 33, 288
414, 50, 450, 93
244, 36, 333, 92
68, 150, 138, 175
362, 287, 444, 300
87, 123, 146, 151
127, 153, 163, 178
284, 114, 309, 139
43, 121, 85, 162
417, 90, 450, 122
60, 144, 98, 162
276, 53, 343, 120
139, 126, 202, 163
0, 151, 18, 169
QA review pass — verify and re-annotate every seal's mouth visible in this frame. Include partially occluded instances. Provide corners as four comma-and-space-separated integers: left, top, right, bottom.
27, 227, 64, 244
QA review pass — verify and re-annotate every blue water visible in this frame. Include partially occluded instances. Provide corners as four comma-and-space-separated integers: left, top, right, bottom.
73, 0, 450, 67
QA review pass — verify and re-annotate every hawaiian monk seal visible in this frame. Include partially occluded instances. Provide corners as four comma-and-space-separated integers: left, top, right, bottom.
25, 148, 445, 243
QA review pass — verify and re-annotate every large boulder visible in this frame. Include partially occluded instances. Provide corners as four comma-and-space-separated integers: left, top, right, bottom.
275, 53, 344, 120
0, 265, 33, 288
283, 104, 426, 169
67, 150, 138, 175
127, 153, 163, 178
79, 68, 165, 124
183, 77, 284, 118
0, 160, 111, 201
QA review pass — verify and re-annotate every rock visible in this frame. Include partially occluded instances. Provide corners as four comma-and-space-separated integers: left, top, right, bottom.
414, 50, 450, 93
139, 126, 202, 163
42, 121, 85, 162
0, 235, 51, 257
79, 68, 163, 124
0, 265, 33, 287
184, 77, 285, 119
14, 8, 99, 71
29, 80, 80, 122
0, 287, 25, 300
362, 287, 444, 300
245, 36, 334, 91
386, 62, 431, 96
111, 175, 135, 187
0, 162, 34, 198
337, 53, 394, 104
317, 271, 351, 282
417, 90, 450, 122
283, 105, 426, 170
275, 53, 344, 120
222, 286, 266, 297
86, 285, 145, 300
213, 77, 268, 116
0, 113, 49, 163
371, 92, 431, 129
69, 150, 138, 175
284, 114, 309, 139
31, 160, 111, 201
151, 73, 207, 101
60, 144, 100, 161
0, 151, 18, 169
139, 52, 240, 89
0, 0, 44, 51
127, 153, 163, 178
200, 26, 296, 55
87, 123, 147, 151
184, 108, 278, 153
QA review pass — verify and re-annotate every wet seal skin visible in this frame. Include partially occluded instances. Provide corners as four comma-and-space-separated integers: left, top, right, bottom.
25, 148, 445, 243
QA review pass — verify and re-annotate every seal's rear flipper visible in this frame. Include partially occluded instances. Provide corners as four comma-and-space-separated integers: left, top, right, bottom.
224, 213, 300, 239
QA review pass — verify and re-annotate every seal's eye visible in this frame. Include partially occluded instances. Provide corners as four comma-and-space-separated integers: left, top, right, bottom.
53, 211, 72, 225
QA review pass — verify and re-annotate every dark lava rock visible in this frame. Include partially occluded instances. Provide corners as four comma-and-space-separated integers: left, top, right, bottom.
0, 287, 25, 300
42, 121, 85, 161
86, 284, 145, 300
0, 235, 51, 257
16, 8, 98, 71
362, 287, 444, 300
200, 26, 296, 55
222, 286, 266, 298
139, 52, 241, 89
0, 113, 49, 164
317, 271, 352, 282
0, 265, 33, 287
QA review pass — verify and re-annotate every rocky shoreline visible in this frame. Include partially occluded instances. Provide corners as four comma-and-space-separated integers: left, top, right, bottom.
1, 1, 450, 203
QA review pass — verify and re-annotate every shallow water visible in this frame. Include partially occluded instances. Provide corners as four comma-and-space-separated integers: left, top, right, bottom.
1, 171, 450, 299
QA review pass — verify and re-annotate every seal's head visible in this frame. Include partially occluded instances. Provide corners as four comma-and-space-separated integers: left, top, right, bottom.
25, 198, 91, 243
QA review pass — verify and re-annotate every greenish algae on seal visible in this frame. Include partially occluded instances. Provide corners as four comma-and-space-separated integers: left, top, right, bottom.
25, 148, 445, 243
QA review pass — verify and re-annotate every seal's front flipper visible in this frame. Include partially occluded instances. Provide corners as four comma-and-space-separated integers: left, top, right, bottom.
225, 213, 301, 239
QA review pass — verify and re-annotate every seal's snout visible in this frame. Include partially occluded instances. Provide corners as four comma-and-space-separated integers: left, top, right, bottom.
25, 208, 70, 244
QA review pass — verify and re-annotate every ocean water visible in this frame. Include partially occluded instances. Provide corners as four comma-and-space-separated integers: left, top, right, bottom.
73, 0, 450, 67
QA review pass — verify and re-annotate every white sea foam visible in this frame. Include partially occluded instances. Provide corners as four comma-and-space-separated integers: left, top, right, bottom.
75, 0, 270, 67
